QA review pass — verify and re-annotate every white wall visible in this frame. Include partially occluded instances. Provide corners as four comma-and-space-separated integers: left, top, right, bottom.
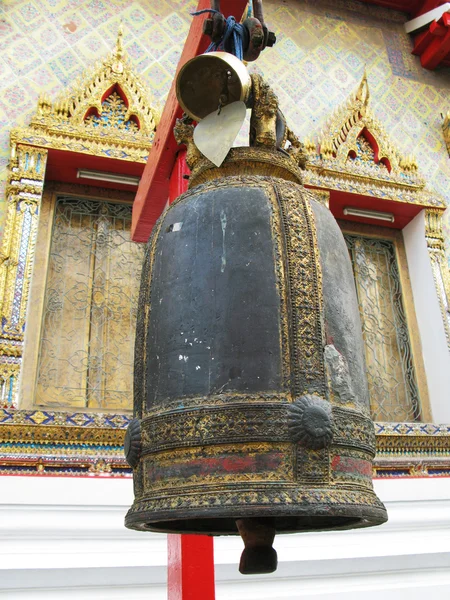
403, 210, 450, 422
1, 476, 450, 599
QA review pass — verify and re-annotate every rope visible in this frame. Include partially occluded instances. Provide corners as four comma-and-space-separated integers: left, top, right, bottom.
191, 9, 246, 60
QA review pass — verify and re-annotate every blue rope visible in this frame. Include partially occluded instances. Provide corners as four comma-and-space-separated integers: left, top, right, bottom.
191, 10, 245, 60
191, 8, 219, 16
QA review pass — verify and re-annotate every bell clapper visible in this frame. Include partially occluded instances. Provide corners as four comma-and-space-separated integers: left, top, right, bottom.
236, 517, 278, 575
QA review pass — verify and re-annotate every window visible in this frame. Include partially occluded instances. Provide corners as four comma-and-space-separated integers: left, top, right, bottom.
31, 195, 143, 411
342, 225, 428, 422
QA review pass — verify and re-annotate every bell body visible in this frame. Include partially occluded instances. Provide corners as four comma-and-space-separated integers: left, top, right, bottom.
125, 148, 387, 537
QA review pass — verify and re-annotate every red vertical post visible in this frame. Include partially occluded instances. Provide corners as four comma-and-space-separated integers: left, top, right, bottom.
169, 149, 190, 202
167, 534, 216, 600
166, 148, 216, 600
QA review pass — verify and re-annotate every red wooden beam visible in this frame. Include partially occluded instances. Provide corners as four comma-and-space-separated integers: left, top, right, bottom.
132, 0, 249, 242
414, 0, 445, 17
169, 149, 190, 202
167, 534, 216, 600
413, 12, 450, 69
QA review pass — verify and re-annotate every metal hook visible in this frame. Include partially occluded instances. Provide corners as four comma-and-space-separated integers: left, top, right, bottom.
253, 0, 265, 27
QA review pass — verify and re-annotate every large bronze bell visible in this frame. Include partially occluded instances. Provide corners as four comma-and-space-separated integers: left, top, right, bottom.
125, 53, 387, 575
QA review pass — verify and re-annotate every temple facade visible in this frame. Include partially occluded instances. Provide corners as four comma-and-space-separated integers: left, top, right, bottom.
1, 0, 450, 598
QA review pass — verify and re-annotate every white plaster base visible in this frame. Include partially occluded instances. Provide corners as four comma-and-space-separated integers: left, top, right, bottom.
1, 476, 450, 599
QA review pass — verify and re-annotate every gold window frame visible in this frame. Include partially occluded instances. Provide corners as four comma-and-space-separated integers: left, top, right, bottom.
20, 182, 138, 412
338, 219, 432, 423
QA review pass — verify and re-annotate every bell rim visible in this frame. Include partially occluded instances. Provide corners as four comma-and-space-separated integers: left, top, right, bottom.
125, 502, 388, 536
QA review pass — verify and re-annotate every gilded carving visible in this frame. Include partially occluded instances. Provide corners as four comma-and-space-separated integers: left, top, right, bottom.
424, 208, 450, 350
11, 26, 158, 164
0, 145, 47, 408
275, 181, 325, 396
303, 74, 445, 209
141, 404, 289, 454
126, 487, 386, 518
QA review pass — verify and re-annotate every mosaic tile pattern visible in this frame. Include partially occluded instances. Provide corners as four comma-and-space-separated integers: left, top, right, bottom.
2, 409, 450, 478
0, 408, 131, 428
1, 0, 450, 258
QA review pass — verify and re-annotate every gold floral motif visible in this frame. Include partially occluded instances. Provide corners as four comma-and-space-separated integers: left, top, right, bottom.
189, 147, 303, 187
85, 92, 139, 132
126, 486, 386, 521
275, 180, 325, 396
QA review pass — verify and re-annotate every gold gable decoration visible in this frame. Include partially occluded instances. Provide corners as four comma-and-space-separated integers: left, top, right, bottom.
319, 74, 411, 174
303, 73, 443, 208
11, 26, 159, 163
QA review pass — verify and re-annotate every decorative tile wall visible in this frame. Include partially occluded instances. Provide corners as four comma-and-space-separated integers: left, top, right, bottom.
1, 0, 450, 258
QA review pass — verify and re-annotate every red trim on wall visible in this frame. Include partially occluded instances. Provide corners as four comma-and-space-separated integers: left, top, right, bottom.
45, 148, 145, 192
306, 187, 426, 230
169, 150, 190, 202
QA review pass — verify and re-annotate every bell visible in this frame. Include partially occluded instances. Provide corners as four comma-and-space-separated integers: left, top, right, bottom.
125, 60, 387, 575
176, 51, 251, 121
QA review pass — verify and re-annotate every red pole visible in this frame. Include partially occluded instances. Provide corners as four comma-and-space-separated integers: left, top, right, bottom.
169, 149, 190, 201
167, 534, 216, 600
166, 149, 216, 600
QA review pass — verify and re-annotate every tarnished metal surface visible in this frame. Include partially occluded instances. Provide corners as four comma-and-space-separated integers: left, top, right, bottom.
176, 52, 251, 121
126, 151, 387, 557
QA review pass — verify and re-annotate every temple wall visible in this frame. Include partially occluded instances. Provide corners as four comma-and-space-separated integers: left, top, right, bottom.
1, 0, 450, 258
2, 2, 450, 598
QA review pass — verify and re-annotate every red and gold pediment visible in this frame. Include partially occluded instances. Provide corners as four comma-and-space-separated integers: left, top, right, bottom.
303, 74, 443, 208
11, 26, 159, 163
